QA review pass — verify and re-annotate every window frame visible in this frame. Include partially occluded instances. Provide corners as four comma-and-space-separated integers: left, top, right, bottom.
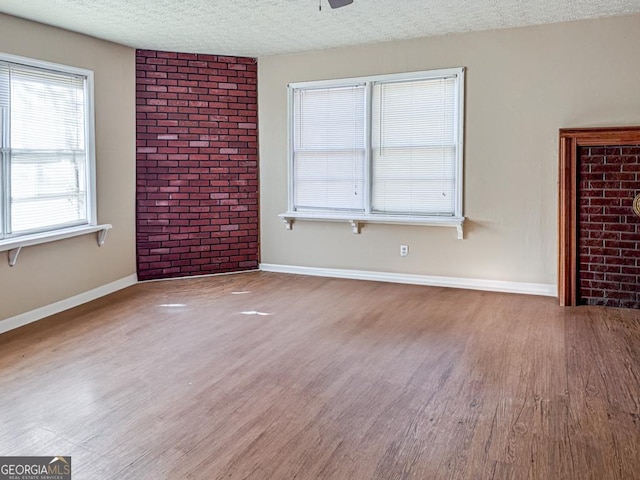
0, 52, 111, 265
282, 67, 465, 238
0, 52, 98, 242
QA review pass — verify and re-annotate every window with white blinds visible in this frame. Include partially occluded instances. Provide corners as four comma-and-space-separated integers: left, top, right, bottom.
293, 85, 366, 212
287, 68, 464, 223
372, 77, 456, 215
0, 54, 94, 240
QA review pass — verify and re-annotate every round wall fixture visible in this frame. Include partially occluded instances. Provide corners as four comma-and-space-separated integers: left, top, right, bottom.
634, 194, 640, 217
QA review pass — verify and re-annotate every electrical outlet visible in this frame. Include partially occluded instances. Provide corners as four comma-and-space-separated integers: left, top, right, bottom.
400, 244, 409, 257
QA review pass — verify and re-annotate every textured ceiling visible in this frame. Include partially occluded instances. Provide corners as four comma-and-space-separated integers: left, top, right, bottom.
1, 0, 639, 58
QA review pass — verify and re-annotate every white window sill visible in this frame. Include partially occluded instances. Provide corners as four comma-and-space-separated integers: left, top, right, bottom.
278, 212, 465, 239
0, 224, 112, 266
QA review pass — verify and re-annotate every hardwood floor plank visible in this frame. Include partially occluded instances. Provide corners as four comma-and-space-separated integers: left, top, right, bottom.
1, 272, 639, 479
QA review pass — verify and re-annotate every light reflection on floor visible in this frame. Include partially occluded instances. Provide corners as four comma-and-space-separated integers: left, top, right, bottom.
240, 311, 272, 316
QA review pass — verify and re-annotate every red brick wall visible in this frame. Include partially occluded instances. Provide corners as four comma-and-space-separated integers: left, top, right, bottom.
578, 145, 640, 308
136, 50, 259, 280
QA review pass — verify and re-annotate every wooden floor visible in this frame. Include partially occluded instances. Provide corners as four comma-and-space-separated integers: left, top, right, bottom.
1, 272, 639, 479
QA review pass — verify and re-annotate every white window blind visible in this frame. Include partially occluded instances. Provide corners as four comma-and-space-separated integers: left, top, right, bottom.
0, 58, 90, 239
293, 85, 365, 212
287, 68, 464, 227
372, 77, 456, 216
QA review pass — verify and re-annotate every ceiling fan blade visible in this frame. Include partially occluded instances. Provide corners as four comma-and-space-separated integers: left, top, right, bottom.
328, 0, 354, 8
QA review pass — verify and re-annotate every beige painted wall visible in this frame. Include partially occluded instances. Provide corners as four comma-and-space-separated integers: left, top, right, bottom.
258, 14, 640, 286
0, 14, 136, 319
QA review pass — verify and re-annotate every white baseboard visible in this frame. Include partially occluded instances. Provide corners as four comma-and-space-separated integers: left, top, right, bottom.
0, 274, 138, 335
259, 263, 557, 297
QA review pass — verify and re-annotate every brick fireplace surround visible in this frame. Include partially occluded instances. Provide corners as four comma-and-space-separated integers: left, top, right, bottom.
559, 127, 640, 308
578, 145, 640, 308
